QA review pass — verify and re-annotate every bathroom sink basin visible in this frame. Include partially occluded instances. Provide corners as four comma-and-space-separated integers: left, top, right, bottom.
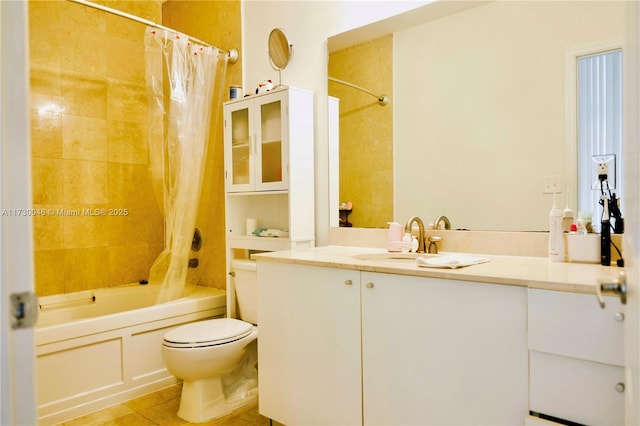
351, 252, 438, 261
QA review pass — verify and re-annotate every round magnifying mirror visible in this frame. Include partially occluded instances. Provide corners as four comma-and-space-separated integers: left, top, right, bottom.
268, 28, 292, 86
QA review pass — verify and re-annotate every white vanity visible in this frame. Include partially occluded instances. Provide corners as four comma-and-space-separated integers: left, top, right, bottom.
255, 246, 624, 425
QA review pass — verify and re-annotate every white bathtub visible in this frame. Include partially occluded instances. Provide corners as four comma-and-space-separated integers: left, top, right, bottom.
35, 283, 226, 425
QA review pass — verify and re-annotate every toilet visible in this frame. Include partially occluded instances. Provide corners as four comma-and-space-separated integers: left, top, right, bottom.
162, 259, 258, 423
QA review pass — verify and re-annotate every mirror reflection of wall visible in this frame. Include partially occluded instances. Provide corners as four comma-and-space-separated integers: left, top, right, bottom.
328, 35, 393, 228
329, 1, 625, 232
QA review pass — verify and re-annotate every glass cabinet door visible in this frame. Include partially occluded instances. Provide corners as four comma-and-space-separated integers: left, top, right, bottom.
224, 90, 289, 192
225, 102, 254, 192
255, 92, 288, 191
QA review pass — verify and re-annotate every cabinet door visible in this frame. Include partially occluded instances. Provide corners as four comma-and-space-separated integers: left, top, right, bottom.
224, 100, 254, 192
361, 272, 528, 425
254, 91, 288, 191
257, 261, 362, 425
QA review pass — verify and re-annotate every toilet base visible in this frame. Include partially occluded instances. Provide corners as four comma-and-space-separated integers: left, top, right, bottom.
177, 375, 258, 423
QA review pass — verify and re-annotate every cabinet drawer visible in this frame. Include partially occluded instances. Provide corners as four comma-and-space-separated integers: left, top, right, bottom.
530, 350, 624, 426
528, 288, 624, 365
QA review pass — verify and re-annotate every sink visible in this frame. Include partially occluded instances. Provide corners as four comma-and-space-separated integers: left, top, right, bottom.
351, 252, 438, 261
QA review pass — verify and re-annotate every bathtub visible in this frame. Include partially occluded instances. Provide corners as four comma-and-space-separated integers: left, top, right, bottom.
35, 283, 226, 425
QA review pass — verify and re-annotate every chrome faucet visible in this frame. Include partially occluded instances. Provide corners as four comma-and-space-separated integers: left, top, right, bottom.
405, 216, 426, 253
434, 215, 451, 230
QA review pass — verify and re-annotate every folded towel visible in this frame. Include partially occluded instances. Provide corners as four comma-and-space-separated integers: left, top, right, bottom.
252, 228, 289, 238
416, 254, 490, 269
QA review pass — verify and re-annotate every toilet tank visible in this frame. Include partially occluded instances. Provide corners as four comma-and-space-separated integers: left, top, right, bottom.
231, 259, 258, 324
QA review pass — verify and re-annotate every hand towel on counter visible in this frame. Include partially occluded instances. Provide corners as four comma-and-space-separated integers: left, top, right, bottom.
416, 254, 490, 269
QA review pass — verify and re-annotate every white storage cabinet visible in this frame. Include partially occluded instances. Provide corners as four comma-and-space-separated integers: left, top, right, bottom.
527, 288, 626, 425
257, 261, 529, 425
223, 87, 315, 317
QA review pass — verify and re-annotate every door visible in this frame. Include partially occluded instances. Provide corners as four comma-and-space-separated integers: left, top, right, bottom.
1, 1, 38, 424
361, 272, 528, 425
257, 261, 362, 425
624, 1, 640, 422
225, 100, 254, 192
254, 90, 288, 191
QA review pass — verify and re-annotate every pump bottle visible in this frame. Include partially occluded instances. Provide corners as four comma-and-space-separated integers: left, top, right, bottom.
548, 192, 564, 262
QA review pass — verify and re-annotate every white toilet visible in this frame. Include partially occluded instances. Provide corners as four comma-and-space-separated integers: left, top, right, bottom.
162, 260, 258, 423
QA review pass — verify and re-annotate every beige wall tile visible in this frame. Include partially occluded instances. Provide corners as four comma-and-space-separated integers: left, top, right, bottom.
62, 206, 109, 249
32, 158, 64, 205
59, 28, 108, 78
60, 73, 108, 119
62, 160, 108, 204
107, 81, 147, 123
32, 205, 64, 251
30, 0, 238, 295
107, 120, 147, 164
107, 162, 155, 207
63, 247, 110, 292
107, 36, 146, 85
109, 243, 152, 286
31, 110, 62, 158
108, 206, 150, 246
28, 5, 62, 69
30, 67, 61, 113
34, 249, 66, 296
62, 115, 108, 161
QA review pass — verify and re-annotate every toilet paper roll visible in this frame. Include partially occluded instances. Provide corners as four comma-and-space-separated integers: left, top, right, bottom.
246, 218, 257, 236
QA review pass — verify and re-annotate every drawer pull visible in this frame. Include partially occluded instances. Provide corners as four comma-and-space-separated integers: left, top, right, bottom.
366, 282, 375, 289
616, 382, 625, 393
615, 312, 625, 322
597, 270, 627, 308
344, 280, 353, 286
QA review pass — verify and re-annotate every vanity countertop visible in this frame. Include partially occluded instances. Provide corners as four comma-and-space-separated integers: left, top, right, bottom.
254, 245, 623, 294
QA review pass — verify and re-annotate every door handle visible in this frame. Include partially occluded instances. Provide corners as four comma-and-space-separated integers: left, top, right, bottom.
597, 270, 627, 308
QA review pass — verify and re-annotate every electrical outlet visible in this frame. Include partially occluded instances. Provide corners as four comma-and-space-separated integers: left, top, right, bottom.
543, 175, 562, 194
591, 154, 616, 189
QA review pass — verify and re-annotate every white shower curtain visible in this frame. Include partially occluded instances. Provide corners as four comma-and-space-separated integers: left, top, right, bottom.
145, 27, 226, 302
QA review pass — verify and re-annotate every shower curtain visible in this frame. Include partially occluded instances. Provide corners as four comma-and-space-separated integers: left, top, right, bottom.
145, 27, 227, 302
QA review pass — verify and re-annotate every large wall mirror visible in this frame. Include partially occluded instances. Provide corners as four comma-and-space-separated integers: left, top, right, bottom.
328, 1, 625, 232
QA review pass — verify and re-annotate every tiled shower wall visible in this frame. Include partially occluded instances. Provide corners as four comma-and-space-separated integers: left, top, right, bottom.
29, 0, 165, 295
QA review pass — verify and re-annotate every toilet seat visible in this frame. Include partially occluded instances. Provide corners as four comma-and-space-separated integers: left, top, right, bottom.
163, 318, 253, 349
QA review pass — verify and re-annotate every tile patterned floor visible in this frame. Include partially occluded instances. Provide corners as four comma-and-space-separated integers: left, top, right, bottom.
58, 383, 277, 426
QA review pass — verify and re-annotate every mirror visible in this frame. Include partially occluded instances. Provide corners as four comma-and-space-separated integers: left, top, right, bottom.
269, 28, 292, 86
328, 1, 626, 232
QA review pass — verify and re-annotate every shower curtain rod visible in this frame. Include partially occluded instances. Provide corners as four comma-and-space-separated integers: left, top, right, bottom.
65, 0, 238, 64
328, 76, 389, 106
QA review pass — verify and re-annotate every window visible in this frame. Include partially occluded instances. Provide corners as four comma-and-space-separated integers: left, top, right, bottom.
577, 49, 623, 231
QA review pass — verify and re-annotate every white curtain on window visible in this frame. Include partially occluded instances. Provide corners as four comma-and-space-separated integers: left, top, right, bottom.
145, 27, 227, 303
577, 49, 623, 229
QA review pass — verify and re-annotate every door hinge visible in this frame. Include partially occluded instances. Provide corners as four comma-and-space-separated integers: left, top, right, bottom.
10, 291, 38, 329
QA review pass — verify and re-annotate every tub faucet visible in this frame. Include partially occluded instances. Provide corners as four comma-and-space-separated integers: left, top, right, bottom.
405, 216, 426, 253
434, 215, 451, 230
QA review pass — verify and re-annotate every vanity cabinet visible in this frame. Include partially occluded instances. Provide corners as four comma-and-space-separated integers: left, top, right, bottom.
527, 289, 625, 425
257, 261, 528, 425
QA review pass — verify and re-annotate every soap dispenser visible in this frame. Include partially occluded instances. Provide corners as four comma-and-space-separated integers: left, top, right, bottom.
548, 191, 564, 262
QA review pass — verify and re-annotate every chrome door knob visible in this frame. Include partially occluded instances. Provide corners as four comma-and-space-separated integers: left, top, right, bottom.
597, 270, 627, 308
616, 382, 625, 393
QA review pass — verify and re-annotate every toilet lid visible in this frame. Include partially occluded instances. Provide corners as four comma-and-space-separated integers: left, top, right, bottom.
163, 318, 253, 348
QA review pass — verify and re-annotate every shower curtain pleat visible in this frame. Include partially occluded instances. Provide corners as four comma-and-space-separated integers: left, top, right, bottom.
144, 27, 226, 303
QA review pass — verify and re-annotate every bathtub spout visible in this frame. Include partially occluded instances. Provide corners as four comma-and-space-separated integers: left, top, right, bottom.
188, 258, 199, 268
